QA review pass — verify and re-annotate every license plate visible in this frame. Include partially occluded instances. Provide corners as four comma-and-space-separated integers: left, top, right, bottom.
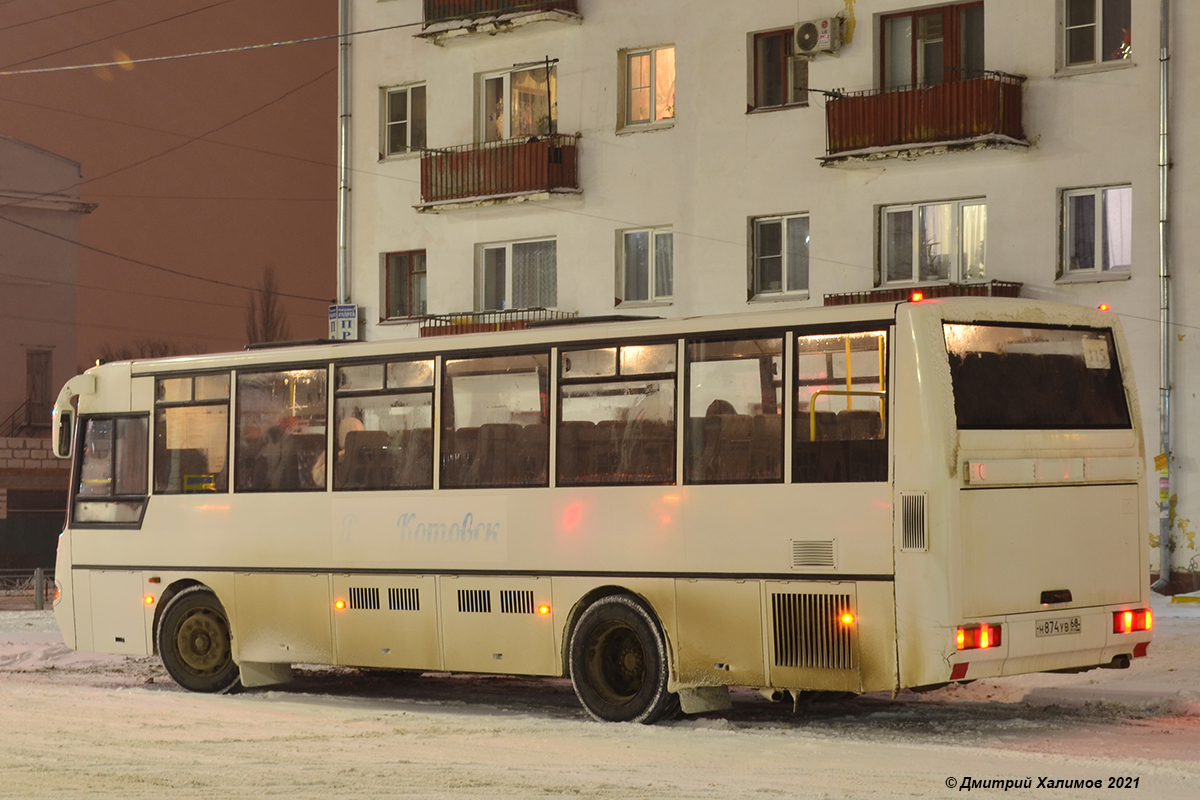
1036, 616, 1082, 637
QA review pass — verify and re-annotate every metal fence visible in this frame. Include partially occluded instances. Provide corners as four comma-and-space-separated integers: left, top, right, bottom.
0, 568, 54, 611
420, 134, 580, 205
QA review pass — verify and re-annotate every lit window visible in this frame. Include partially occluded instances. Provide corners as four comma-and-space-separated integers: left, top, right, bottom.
621, 45, 675, 129
477, 239, 557, 311
384, 250, 427, 319
1061, 186, 1131, 278
882, 3, 984, 89
752, 214, 809, 297
479, 63, 557, 142
751, 29, 808, 110
1063, 0, 1131, 68
382, 84, 426, 157
619, 228, 672, 304
880, 199, 986, 285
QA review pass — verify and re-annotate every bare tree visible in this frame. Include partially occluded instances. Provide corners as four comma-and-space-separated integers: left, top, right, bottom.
246, 266, 291, 345
92, 339, 193, 366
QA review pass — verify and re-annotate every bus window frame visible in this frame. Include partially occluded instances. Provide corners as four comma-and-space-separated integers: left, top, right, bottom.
683, 329, 787, 486
556, 336, 680, 487
71, 412, 152, 529
152, 372, 232, 496
791, 321, 892, 485
439, 346, 553, 490
233, 363, 331, 494
332, 357, 437, 492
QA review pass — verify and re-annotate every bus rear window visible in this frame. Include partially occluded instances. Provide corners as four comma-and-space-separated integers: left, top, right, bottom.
944, 323, 1131, 430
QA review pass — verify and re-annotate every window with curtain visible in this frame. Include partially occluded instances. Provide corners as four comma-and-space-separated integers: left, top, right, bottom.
621, 45, 675, 129
880, 199, 986, 285
478, 239, 557, 310
1061, 185, 1131, 278
881, 2, 984, 89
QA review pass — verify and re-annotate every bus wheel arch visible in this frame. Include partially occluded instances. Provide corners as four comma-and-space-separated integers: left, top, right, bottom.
151, 579, 206, 656
566, 591, 679, 724
156, 584, 241, 694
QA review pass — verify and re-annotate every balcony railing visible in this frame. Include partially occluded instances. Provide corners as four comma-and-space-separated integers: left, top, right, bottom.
420, 308, 578, 337
825, 74, 1026, 156
420, 134, 579, 206
423, 0, 578, 27
824, 280, 1023, 307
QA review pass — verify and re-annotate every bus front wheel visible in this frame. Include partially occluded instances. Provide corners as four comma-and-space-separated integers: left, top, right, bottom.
157, 586, 241, 694
568, 594, 678, 723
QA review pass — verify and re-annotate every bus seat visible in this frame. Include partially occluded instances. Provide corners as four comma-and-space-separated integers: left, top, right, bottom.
397, 427, 433, 488
623, 420, 673, 482
442, 426, 479, 486
593, 420, 626, 478
520, 423, 549, 483
750, 414, 783, 479
339, 430, 391, 489
837, 410, 881, 440
557, 420, 593, 483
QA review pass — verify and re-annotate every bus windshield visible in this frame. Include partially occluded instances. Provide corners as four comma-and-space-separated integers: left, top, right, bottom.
944, 323, 1131, 430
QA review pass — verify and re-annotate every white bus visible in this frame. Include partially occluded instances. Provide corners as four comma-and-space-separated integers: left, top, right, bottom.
51, 297, 1152, 722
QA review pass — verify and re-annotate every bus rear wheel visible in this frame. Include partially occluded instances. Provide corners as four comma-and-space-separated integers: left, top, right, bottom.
569, 595, 678, 723
157, 586, 241, 694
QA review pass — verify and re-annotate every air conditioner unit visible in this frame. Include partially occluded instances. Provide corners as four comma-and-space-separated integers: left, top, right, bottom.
795, 17, 842, 55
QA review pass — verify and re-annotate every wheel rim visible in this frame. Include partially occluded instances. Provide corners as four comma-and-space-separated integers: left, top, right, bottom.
585, 620, 647, 705
174, 607, 231, 677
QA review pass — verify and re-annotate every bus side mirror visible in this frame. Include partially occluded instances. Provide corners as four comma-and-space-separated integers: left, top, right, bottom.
54, 409, 73, 459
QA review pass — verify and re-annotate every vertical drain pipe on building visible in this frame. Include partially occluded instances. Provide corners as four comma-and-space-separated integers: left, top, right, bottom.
1153, 0, 1173, 592
336, 0, 352, 306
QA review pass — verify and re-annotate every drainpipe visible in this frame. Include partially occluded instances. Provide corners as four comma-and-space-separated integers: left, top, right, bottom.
1152, 0, 1172, 592
336, 0, 351, 305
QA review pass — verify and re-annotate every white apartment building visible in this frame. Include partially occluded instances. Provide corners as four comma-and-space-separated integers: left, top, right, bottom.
343, 1, 1198, 585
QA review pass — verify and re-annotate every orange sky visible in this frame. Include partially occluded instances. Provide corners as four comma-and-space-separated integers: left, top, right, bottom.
0, 0, 338, 367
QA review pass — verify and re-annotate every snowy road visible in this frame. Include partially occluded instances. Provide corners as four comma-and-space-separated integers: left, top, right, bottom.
3, 598, 1200, 799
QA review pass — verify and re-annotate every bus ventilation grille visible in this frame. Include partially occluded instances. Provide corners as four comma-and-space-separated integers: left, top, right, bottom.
349, 587, 380, 610
900, 492, 928, 551
500, 590, 535, 614
791, 540, 836, 569
771, 593, 855, 670
457, 589, 492, 613
389, 587, 420, 612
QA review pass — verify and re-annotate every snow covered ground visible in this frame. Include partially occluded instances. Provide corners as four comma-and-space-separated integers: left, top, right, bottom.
3, 595, 1200, 799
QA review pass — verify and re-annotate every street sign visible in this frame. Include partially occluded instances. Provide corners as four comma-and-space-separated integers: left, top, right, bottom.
329, 303, 359, 341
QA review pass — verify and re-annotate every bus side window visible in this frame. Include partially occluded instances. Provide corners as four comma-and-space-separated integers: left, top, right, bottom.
235, 368, 328, 492
154, 373, 230, 494
75, 415, 150, 524
685, 336, 783, 484
558, 343, 676, 485
332, 359, 434, 491
442, 353, 549, 489
793, 330, 887, 484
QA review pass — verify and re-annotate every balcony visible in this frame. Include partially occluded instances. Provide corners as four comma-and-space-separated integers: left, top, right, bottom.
822, 74, 1027, 167
418, 134, 580, 211
420, 1, 580, 43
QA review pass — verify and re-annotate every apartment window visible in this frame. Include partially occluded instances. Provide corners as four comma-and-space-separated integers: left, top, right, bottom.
1061, 186, 1131, 278
752, 214, 809, 297
478, 239, 557, 311
882, 2, 984, 88
383, 85, 426, 157
480, 64, 557, 142
384, 250, 427, 319
1064, 0, 1131, 67
619, 228, 673, 304
751, 30, 808, 109
881, 199, 986, 284
621, 45, 675, 129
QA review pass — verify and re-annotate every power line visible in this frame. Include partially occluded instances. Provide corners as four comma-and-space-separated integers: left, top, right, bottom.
0, 0, 237, 72
0, 0, 121, 34
0, 0, 571, 76
0, 212, 331, 303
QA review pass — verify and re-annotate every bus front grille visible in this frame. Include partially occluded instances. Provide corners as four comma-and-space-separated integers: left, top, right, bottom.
457, 589, 492, 613
771, 592, 854, 670
348, 587, 381, 610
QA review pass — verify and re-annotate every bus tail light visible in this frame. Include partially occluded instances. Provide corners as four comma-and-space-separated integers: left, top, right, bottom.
1113, 608, 1152, 633
956, 623, 1002, 651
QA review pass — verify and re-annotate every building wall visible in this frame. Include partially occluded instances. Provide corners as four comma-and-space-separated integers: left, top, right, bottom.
0, 137, 86, 427
346, 1, 1195, 579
